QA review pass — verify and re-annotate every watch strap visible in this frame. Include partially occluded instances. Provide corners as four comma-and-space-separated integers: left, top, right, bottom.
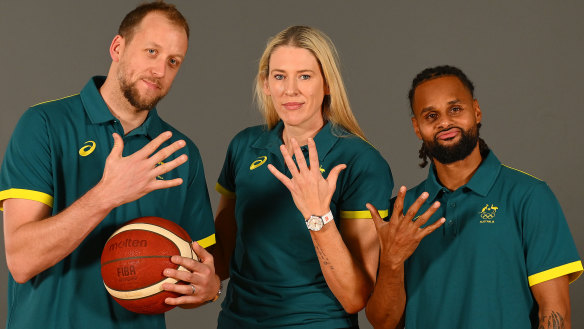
208, 280, 223, 303
321, 210, 334, 225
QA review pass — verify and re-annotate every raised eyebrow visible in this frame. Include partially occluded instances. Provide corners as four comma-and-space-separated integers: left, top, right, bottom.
420, 106, 435, 114
298, 70, 315, 74
420, 99, 463, 114
145, 43, 184, 61
146, 42, 162, 50
269, 69, 316, 74
170, 54, 185, 61
421, 99, 461, 113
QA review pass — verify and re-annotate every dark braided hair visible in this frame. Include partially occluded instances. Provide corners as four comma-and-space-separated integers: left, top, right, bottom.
408, 65, 489, 167
408, 65, 474, 113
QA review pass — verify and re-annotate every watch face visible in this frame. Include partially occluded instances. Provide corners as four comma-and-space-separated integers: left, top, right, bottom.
307, 216, 324, 231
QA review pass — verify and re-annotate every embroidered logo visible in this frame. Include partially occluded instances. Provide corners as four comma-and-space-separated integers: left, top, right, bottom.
79, 141, 96, 157
250, 156, 267, 170
479, 204, 498, 223
319, 165, 325, 173
156, 161, 165, 180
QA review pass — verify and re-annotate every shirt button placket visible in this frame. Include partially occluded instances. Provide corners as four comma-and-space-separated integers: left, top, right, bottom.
446, 201, 457, 235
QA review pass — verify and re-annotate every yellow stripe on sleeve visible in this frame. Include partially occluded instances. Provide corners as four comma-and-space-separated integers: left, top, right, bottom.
32, 94, 79, 107
501, 164, 543, 181
196, 234, 216, 249
340, 209, 388, 219
215, 183, 235, 199
528, 261, 584, 286
0, 188, 54, 211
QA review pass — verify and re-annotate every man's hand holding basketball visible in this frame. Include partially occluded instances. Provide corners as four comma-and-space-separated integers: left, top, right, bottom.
96, 131, 188, 209
162, 242, 221, 308
367, 186, 445, 268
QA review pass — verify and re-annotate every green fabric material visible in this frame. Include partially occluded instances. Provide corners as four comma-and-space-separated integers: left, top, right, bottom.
216, 121, 393, 328
0, 76, 215, 329
398, 151, 582, 329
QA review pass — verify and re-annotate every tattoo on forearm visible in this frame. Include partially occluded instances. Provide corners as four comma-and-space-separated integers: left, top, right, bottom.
538, 311, 565, 329
315, 244, 334, 270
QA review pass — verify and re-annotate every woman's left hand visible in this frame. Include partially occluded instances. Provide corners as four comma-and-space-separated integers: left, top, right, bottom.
162, 241, 221, 308
268, 137, 346, 219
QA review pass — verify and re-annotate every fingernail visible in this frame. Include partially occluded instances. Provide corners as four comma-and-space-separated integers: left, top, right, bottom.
421, 192, 429, 198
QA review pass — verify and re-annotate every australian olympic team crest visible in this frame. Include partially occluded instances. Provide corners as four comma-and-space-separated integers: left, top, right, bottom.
479, 204, 498, 223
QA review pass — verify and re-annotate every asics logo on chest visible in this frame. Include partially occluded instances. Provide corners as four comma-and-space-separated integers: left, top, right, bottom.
79, 141, 96, 157
250, 156, 267, 170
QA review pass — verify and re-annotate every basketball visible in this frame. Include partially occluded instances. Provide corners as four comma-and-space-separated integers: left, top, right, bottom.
100, 216, 197, 314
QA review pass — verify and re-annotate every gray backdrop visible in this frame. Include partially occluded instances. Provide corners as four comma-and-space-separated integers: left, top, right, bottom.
1, 1, 582, 328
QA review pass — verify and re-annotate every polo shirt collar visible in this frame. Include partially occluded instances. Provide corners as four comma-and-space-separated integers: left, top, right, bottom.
424, 150, 501, 200
465, 151, 500, 196
251, 121, 284, 156
80, 76, 164, 139
424, 166, 445, 202
81, 76, 116, 124
251, 120, 340, 161
127, 109, 164, 139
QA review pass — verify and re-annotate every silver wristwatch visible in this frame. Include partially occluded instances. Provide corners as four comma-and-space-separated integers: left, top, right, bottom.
306, 211, 334, 231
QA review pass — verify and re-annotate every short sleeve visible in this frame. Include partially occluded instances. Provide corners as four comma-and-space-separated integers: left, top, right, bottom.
180, 144, 216, 248
0, 108, 54, 209
338, 148, 393, 219
523, 182, 583, 285
216, 137, 237, 199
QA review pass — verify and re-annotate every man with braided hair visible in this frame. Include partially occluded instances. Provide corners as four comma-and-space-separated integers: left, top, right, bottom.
366, 65, 582, 329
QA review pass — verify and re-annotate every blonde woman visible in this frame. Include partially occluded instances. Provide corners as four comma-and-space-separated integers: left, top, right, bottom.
213, 26, 393, 328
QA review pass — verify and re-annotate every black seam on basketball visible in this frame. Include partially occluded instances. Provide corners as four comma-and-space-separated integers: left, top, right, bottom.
107, 279, 186, 297
111, 288, 176, 300
101, 255, 179, 267
110, 228, 189, 242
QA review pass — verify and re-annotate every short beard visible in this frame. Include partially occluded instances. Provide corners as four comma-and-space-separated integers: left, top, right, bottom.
118, 72, 163, 112
423, 125, 479, 165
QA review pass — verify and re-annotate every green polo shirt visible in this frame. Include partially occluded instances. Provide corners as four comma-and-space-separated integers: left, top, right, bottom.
0, 76, 215, 329
215, 121, 393, 328
397, 151, 582, 329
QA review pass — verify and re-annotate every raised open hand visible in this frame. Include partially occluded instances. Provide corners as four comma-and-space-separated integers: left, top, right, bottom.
267, 137, 345, 219
98, 131, 188, 208
367, 186, 445, 267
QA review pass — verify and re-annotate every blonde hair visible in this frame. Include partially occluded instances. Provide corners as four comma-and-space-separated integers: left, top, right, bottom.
254, 26, 366, 140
